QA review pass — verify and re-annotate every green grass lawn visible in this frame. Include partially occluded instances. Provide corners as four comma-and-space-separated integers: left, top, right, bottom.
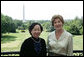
1, 30, 83, 52
73, 35, 83, 50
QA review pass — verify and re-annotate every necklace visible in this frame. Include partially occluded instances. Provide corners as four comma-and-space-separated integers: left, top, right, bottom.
31, 38, 41, 43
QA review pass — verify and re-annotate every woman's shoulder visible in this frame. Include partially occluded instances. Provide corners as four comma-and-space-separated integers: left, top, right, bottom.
48, 31, 55, 36
39, 37, 45, 41
39, 37, 46, 42
64, 30, 72, 37
23, 37, 33, 43
21, 37, 34, 49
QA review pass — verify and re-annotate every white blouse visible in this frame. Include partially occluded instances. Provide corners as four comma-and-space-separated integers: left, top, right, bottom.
47, 29, 73, 56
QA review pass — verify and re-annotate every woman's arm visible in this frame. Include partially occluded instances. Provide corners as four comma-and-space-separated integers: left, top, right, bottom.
67, 35, 73, 56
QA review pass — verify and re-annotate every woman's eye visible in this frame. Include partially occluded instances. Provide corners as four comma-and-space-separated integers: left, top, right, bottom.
54, 22, 56, 24
58, 21, 61, 23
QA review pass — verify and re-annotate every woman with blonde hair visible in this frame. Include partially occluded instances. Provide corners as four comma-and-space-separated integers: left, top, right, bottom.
47, 15, 73, 56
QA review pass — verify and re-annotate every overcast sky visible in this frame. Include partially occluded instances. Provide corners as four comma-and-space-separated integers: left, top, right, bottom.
1, 1, 83, 20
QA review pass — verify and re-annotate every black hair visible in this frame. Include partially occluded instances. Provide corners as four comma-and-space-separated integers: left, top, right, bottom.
28, 23, 43, 35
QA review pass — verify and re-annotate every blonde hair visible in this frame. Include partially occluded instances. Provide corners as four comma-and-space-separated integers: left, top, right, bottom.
51, 15, 64, 26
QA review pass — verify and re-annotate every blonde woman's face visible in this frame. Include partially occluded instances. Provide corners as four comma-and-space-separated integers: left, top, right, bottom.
31, 25, 41, 38
54, 18, 63, 30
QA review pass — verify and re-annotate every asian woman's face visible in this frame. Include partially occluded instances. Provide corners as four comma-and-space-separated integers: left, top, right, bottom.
54, 18, 63, 31
31, 25, 41, 38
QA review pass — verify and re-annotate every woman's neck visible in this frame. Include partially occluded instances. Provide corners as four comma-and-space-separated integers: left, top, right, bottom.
55, 29, 64, 40
32, 36, 39, 41
56, 28, 64, 33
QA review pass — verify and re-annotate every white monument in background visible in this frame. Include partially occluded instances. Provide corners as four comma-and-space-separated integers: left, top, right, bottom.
23, 4, 26, 22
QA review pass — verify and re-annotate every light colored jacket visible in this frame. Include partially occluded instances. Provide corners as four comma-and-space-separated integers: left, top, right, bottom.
47, 29, 73, 56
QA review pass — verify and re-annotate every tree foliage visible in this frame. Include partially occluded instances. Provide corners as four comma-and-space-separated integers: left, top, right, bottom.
63, 17, 83, 35
1, 13, 83, 35
1, 14, 16, 34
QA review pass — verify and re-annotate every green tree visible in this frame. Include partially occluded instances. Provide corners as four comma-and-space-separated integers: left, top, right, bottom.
80, 26, 83, 34
13, 20, 23, 29
69, 24, 80, 35
1, 14, 16, 34
10, 23, 16, 33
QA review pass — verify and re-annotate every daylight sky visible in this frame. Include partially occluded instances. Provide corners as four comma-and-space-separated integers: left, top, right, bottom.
1, 1, 83, 20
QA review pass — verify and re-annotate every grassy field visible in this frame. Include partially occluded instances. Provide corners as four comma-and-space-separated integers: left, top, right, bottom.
1, 30, 83, 52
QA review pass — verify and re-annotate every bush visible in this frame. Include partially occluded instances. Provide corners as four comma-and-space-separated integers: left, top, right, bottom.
21, 30, 25, 32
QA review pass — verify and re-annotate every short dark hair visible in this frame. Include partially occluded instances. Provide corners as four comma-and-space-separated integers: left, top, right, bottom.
28, 23, 43, 35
